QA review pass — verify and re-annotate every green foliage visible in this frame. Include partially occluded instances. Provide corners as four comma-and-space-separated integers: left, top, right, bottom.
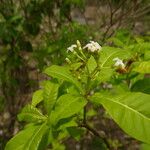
18, 105, 47, 123
87, 55, 97, 74
141, 144, 150, 150
5, 124, 44, 150
131, 78, 150, 94
23, 123, 49, 150
133, 61, 150, 74
49, 94, 87, 125
43, 81, 59, 114
0, 1, 89, 148
5, 34, 150, 149
44, 65, 83, 93
32, 90, 43, 107
0, 0, 149, 149
91, 92, 150, 144
99, 47, 130, 67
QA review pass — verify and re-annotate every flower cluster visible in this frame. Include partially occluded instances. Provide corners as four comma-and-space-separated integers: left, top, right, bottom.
67, 41, 102, 53
113, 57, 125, 68
67, 44, 77, 53
83, 41, 102, 52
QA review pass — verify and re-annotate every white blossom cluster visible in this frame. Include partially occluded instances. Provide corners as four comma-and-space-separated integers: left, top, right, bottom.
83, 41, 102, 52
113, 57, 125, 68
67, 42, 126, 70
67, 44, 77, 53
67, 41, 102, 53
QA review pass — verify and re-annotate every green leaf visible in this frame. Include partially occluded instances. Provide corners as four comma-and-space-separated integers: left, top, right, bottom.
92, 92, 150, 144
67, 127, 85, 141
96, 68, 113, 82
24, 123, 49, 150
18, 105, 47, 123
5, 124, 40, 150
131, 78, 150, 94
70, 62, 83, 70
144, 50, 150, 60
100, 46, 130, 68
50, 94, 87, 125
32, 89, 43, 107
44, 65, 83, 93
141, 144, 150, 150
56, 117, 77, 130
133, 61, 150, 74
43, 81, 59, 114
108, 37, 124, 47
87, 55, 97, 74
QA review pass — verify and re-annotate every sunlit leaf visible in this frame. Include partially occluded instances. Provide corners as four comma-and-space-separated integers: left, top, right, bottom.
100, 46, 130, 68
133, 61, 150, 74
49, 94, 87, 125
32, 89, 43, 107
87, 55, 97, 74
18, 105, 47, 123
44, 65, 83, 93
141, 143, 150, 150
92, 92, 150, 144
24, 123, 49, 150
43, 81, 59, 114
5, 124, 39, 150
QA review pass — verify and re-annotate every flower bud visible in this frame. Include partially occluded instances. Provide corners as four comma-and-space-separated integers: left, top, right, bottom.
77, 40, 81, 48
65, 58, 71, 64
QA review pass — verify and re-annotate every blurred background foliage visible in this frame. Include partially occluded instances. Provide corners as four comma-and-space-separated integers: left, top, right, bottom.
0, 0, 150, 149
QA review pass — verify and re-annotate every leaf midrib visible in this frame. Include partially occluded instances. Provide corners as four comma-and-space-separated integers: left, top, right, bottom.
54, 96, 86, 122
20, 112, 47, 120
101, 50, 121, 67
48, 68, 82, 91
25, 123, 45, 150
95, 95, 150, 121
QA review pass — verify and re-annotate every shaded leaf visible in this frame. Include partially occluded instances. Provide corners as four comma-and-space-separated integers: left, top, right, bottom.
131, 78, 150, 94
56, 117, 77, 130
67, 127, 85, 141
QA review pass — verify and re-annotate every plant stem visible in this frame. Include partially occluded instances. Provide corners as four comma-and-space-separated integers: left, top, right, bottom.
81, 64, 110, 149
79, 123, 110, 149
83, 106, 86, 124
82, 96, 110, 149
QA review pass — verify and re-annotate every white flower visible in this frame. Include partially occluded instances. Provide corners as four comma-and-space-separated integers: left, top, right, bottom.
67, 44, 77, 53
113, 57, 125, 68
83, 41, 102, 52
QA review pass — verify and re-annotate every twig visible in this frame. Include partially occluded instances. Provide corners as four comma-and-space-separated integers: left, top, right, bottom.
102, 1, 139, 42
111, 0, 126, 15
83, 106, 86, 124
79, 123, 110, 149
81, 96, 110, 149
108, 0, 113, 25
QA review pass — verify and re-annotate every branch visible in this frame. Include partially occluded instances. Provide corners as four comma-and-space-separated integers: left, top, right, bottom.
107, 0, 113, 25
102, 1, 139, 42
112, 0, 126, 15
81, 101, 110, 149
79, 123, 110, 149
